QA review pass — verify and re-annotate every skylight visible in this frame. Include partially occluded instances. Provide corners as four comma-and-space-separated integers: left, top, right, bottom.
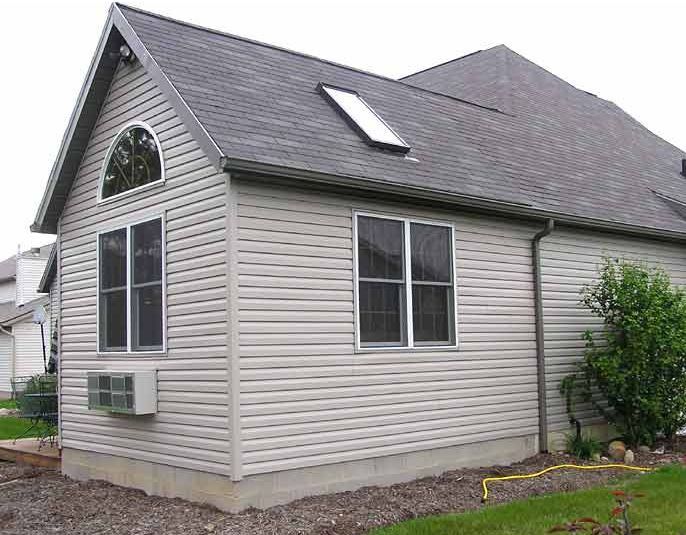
318, 83, 410, 153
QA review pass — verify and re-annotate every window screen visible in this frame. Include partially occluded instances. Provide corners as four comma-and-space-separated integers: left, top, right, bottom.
411, 223, 454, 345
98, 218, 164, 352
357, 216, 406, 345
99, 229, 127, 351
131, 219, 163, 351
356, 215, 455, 348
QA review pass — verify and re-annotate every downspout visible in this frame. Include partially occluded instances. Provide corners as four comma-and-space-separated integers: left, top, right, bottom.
0, 325, 15, 395
532, 218, 555, 453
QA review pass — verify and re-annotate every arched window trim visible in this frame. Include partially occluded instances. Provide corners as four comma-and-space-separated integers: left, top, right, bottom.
97, 121, 165, 204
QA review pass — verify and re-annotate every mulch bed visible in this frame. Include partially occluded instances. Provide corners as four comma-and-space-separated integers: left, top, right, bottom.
0, 452, 681, 535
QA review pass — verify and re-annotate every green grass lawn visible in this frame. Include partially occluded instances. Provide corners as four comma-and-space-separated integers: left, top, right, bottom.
0, 416, 50, 440
372, 465, 686, 535
0, 399, 17, 410
0, 399, 49, 440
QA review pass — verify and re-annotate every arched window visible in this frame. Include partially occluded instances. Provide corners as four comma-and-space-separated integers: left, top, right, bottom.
100, 122, 163, 200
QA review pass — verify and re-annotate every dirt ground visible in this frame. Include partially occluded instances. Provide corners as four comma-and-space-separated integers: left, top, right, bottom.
0, 452, 680, 535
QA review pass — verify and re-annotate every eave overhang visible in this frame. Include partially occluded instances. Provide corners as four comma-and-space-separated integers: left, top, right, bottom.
31, 3, 224, 234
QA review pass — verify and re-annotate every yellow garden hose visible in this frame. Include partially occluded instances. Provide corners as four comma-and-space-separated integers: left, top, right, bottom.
481, 463, 653, 502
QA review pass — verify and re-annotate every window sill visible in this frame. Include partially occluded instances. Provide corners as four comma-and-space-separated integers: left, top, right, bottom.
97, 351, 167, 358
97, 178, 166, 206
355, 344, 459, 354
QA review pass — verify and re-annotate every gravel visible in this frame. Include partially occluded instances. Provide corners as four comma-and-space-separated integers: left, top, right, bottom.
0, 452, 680, 535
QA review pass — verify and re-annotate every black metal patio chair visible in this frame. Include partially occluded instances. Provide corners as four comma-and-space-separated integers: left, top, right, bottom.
10, 374, 58, 449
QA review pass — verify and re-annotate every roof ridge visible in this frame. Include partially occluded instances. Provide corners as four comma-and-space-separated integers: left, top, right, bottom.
114, 3, 507, 115
398, 44, 506, 81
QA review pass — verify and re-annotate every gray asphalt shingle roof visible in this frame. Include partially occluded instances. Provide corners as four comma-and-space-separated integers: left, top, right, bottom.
0, 295, 49, 327
0, 256, 15, 283
118, 5, 686, 235
402, 45, 686, 230
121, 5, 528, 208
31, 4, 686, 238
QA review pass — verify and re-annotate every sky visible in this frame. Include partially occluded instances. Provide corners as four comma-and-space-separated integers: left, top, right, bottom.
1, 0, 685, 260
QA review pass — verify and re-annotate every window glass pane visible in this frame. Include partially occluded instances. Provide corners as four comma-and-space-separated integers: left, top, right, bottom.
359, 281, 405, 345
100, 229, 127, 289
358, 216, 404, 280
132, 285, 163, 350
132, 219, 163, 284
99, 290, 127, 351
102, 127, 162, 199
411, 223, 452, 282
320, 85, 409, 150
412, 285, 453, 344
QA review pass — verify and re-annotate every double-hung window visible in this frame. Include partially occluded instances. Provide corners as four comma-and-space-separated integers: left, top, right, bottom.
355, 213, 456, 349
98, 217, 165, 353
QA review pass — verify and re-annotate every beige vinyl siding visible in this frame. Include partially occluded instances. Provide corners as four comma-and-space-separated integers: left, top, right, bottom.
236, 179, 540, 476
541, 228, 686, 432
58, 59, 230, 475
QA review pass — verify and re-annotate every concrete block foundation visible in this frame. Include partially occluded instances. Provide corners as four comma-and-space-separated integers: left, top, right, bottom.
62, 434, 537, 512
548, 423, 616, 453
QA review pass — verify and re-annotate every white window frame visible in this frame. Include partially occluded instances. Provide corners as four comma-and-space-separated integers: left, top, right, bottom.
353, 211, 459, 352
97, 121, 165, 205
96, 214, 167, 356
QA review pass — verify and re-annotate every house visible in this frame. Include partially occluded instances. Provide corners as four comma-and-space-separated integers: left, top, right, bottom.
30, 3, 686, 511
0, 245, 54, 397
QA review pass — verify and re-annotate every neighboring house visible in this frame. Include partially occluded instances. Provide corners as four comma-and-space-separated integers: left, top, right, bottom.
0, 245, 53, 397
30, 3, 686, 511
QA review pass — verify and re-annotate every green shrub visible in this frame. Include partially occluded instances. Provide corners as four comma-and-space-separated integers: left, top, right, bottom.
565, 432, 602, 460
564, 258, 686, 447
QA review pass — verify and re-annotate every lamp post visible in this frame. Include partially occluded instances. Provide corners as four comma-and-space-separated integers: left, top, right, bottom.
32, 305, 47, 374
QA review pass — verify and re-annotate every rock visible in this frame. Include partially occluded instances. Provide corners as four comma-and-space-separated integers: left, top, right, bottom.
601, 456, 609, 462
608, 440, 627, 461
591, 452, 601, 462
0, 408, 10, 416
638, 445, 651, 453
624, 449, 635, 465
652, 445, 665, 454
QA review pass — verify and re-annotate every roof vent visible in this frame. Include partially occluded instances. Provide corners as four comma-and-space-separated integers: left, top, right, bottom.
682, 158, 686, 177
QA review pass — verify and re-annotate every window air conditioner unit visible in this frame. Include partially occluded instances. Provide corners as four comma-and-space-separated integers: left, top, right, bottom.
87, 370, 157, 415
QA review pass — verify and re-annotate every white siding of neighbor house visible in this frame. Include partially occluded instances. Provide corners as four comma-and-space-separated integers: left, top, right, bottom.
0, 281, 14, 304
16, 255, 49, 305
541, 228, 686, 432
58, 59, 230, 475
235, 179, 541, 476
13, 321, 48, 378
49, 273, 59, 338
0, 333, 12, 394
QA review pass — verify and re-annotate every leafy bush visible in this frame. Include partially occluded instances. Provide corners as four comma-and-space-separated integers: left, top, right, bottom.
566, 432, 602, 460
565, 258, 686, 447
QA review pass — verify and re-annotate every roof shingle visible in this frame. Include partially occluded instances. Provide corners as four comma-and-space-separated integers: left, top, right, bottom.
119, 6, 686, 234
